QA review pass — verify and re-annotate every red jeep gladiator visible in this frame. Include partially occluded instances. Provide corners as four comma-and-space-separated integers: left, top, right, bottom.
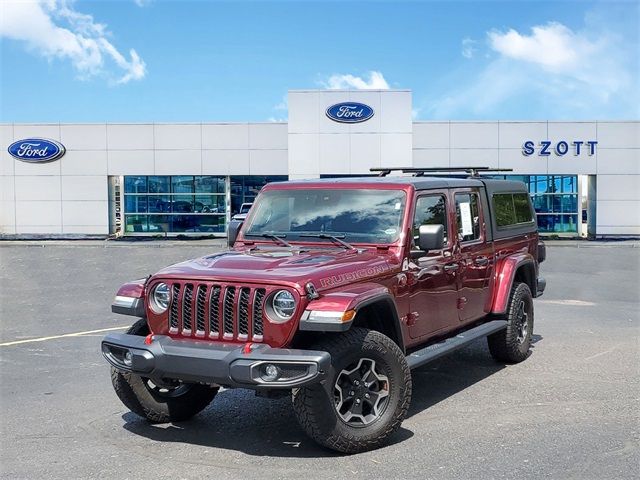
102, 167, 546, 453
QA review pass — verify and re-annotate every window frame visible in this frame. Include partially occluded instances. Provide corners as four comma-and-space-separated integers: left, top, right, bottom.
410, 192, 451, 254
454, 190, 484, 245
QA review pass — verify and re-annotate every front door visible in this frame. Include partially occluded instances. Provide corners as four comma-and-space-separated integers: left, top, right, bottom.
407, 192, 460, 339
453, 190, 494, 323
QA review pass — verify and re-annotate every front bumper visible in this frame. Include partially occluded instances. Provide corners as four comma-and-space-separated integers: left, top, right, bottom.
102, 333, 331, 389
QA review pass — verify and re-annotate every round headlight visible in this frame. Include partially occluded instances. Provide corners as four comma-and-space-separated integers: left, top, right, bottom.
271, 290, 296, 320
150, 282, 171, 314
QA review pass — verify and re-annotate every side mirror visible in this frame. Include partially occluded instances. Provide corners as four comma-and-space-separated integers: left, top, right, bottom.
418, 224, 444, 251
227, 220, 243, 247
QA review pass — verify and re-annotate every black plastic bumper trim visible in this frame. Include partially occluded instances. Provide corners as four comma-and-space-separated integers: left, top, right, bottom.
101, 333, 331, 389
537, 277, 546, 297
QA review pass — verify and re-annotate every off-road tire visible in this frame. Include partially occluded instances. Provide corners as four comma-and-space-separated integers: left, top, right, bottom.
292, 328, 411, 454
488, 282, 534, 363
110, 319, 218, 423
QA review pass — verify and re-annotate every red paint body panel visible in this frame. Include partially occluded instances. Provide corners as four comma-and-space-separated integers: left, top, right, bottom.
305, 283, 392, 313
116, 279, 146, 299
491, 252, 536, 314
112, 178, 543, 352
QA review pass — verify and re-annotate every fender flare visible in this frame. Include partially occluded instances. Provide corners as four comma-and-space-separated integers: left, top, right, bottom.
491, 253, 536, 314
112, 279, 147, 317
300, 283, 404, 350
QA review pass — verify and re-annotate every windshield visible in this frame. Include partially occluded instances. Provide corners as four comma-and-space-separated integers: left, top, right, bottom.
243, 188, 406, 244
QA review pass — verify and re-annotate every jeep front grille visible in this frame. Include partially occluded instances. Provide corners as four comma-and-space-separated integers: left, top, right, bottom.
166, 282, 266, 342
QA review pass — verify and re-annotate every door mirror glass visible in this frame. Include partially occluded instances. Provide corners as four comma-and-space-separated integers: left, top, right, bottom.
418, 224, 444, 251
227, 220, 243, 247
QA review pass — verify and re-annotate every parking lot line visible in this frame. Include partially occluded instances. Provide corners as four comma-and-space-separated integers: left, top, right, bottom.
0, 326, 129, 347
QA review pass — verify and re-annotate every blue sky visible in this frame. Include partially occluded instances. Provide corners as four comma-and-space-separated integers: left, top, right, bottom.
1, 0, 638, 122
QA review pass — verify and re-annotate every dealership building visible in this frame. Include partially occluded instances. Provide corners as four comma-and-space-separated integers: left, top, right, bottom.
1, 89, 638, 238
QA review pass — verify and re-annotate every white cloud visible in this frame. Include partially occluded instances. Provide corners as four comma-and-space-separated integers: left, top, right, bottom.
321, 71, 390, 89
427, 11, 639, 119
461, 37, 476, 59
488, 22, 591, 71
0, 0, 146, 84
133, 0, 153, 6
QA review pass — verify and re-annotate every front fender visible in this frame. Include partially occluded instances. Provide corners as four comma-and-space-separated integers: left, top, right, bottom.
491, 254, 535, 314
299, 283, 393, 332
112, 279, 147, 317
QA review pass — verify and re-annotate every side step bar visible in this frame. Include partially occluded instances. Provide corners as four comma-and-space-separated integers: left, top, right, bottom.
406, 320, 507, 369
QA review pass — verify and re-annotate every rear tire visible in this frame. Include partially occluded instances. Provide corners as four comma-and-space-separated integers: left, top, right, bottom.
110, 319, 218, 423
488, 282, 534, 363
292, 328, 411, 453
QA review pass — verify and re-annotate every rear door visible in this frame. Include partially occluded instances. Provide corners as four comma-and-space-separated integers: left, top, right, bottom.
407, 191, 460, 338
453, 189, 494, 323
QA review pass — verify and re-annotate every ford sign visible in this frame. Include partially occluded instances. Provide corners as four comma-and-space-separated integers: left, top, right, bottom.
326, 102, 374, 123
8, 138, 66, 163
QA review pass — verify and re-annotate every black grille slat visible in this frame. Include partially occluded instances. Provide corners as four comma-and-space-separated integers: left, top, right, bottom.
209, 286, 221, 335
238, 288, 251, 336
253, 288, 266, 336
223, 287, 236, 336
168, 282, 266, 342
183, 284, 194, 332
196, 285, 207, 332
169, 284, 180, 330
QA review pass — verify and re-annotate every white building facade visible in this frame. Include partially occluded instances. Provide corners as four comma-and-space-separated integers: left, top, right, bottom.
1, 89, 638, 237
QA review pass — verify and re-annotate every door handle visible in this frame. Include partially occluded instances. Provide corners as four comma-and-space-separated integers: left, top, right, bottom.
474, 256, 489, 266
443, 263, 459, 272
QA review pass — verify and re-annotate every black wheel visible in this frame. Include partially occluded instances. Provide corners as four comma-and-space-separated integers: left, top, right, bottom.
292, 328, 411, 453
488, 282, 534, 363
110, 319, 218, 423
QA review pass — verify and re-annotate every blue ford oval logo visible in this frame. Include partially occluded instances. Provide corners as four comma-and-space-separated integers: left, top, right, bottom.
326, 102, 374, 123
8, 138, 66, 163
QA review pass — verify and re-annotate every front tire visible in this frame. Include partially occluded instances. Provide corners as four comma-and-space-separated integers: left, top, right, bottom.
110, 319, 218, 423
292, 328, 411, 453
488, 282, 534, 363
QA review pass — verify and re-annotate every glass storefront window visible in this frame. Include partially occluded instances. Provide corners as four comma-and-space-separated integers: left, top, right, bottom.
195, 176, 225, 194
230, 175, 287, 216
195, 195, 225, 213
124, 176, 147, 194
125, 196, 147, 213
537, 214, 579, 233
172, 195, 194, 213
148, 195, 171, 213
148, 176, 170, 193
123, 175, 285, 235
171, 176, 194, 193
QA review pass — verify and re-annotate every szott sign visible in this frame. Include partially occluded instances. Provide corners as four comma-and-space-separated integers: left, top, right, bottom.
8, 138, 66, 163
326, 102, 374, 123
522, 140, 597, 156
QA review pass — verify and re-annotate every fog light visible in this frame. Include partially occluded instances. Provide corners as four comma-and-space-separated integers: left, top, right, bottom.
262, 363, 280, 382
123, 350, 133, 367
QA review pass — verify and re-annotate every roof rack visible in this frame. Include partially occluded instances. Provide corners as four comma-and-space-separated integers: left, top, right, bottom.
370, 167, 514, 177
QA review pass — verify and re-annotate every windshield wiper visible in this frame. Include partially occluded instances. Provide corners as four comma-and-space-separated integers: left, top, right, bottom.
244, 232, 292, 248
299, 233, 356, 250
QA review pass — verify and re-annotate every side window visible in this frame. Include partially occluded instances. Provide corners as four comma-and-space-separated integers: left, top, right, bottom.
493, 193, 534, 228
513, 193, 534, 223
494, 194, 516, 226
455, 192, 481, 242
412, 195, 448, 247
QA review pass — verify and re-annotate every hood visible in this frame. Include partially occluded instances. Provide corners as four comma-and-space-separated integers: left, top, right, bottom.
152, 246, 398, 292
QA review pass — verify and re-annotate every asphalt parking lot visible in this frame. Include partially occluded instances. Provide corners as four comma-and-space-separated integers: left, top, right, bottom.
0, 241, 638, 480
